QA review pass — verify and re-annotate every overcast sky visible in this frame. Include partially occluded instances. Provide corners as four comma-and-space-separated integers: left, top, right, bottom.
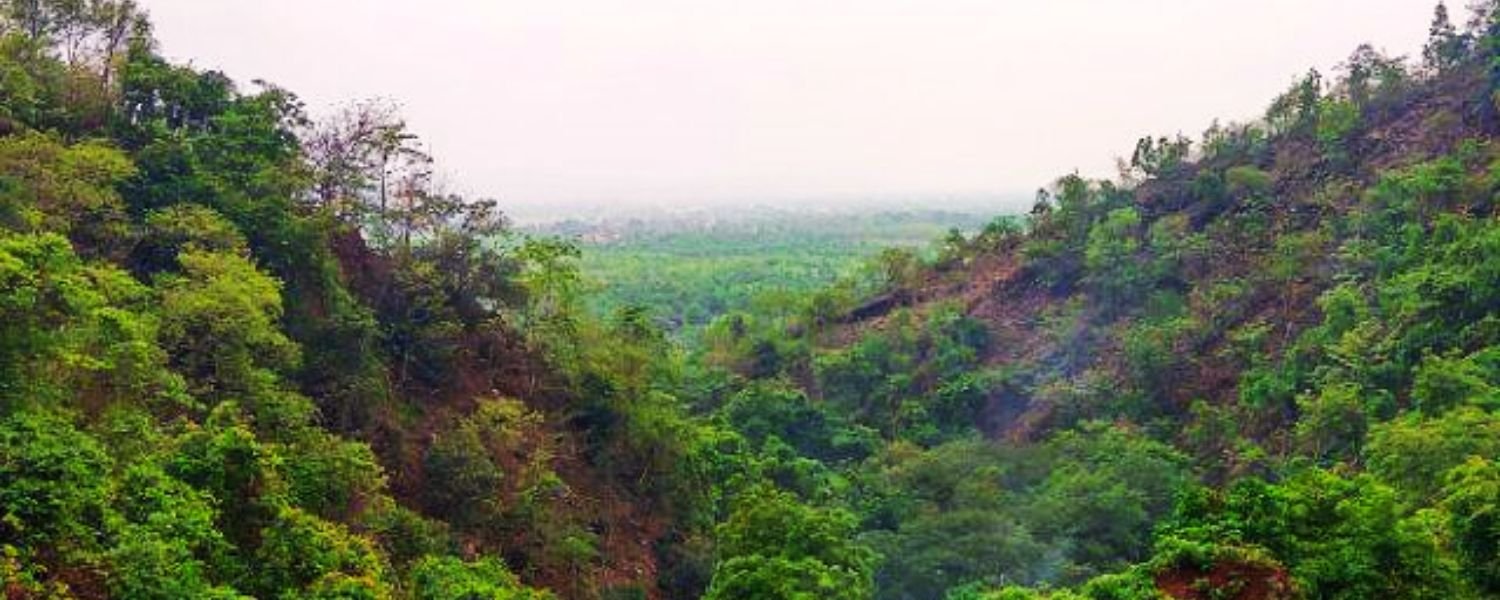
139, 1, 1443, 214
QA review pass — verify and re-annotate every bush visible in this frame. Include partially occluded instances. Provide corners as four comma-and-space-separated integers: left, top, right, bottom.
705, 488, 877, 600
409, 555, 555, 600
0, 410, 111, 552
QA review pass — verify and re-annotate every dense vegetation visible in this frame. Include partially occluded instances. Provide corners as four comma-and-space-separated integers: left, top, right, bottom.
527, 208, 993, 334
5, 1, 1500, 599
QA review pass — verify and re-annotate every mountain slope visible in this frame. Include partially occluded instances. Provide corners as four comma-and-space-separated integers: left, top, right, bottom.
5, 3, 1500, 600
690, 5, 1500, 598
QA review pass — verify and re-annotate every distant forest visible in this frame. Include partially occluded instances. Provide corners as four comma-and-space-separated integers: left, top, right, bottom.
4, 1, 1500, 600
527, 209, 999, 332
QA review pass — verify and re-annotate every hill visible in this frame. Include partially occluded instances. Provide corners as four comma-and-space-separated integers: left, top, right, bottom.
679, 4, 1500, 598
3, 2, 1500, 600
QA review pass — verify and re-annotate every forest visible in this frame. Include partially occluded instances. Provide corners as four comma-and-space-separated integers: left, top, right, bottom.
527, 208, 996, 334
2, 1, 1500, 599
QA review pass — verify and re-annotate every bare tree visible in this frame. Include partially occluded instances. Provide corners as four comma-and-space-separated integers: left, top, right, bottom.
302, 99, 429, 229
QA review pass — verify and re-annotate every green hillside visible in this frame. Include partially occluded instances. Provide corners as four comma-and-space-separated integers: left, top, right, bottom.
2, 2, 1500, 600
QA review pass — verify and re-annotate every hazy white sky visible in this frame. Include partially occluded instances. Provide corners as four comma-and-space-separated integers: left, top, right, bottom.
140, 1, 1441, 212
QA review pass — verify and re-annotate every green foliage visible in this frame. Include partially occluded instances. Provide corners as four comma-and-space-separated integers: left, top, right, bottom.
720, 381, 876, 462
859, 440, 1045, 598
1410, 352, 1498, 413
1424, 2, 1470, 72
1439, 457, 1500, 594
854, 426, 1186, 598
1119, 314, 1190, 403
133, 203, 248, 273
515, 236, 586, 359
1265, 69, 1323, 135
1145, 215, 1207, 282
1027, 425, 1189, 576
108, 464, 243, 599
0, 9, 638, 598
253, 506, 389, 598
1339, 44, 1411, 111
1024, 175, 1132, 291
1223, 165, 1272, 199
1130, 135, 1192, 178
1293, 382, 1371, 461
1316, 99, 1360, 162
706, 487, 877, 600
1074, 570, 1161, 600
813, 305, 989, 442
0, 230, 184, 409
1084, 207, 1145, 316
0, 409, 110, 552
358, 498, 451, 570
282, 429, 387, 520
166, 413, 285, 550
1160, 469, 1468, 599
871, 508, 1044, 599
1367, 407, 1500, 503
0, 131, 134, 251
4, 5, 1500, 599
409, 555, 555, 600
543, 209, 987, 334
157, 249, 300, 402
421, 418, 505, 530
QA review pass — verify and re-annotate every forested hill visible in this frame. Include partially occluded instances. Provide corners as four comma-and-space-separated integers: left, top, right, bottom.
4, 2, 1500, 600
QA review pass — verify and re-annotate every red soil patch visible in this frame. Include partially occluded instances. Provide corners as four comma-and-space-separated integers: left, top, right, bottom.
1155, 560, 1294, 600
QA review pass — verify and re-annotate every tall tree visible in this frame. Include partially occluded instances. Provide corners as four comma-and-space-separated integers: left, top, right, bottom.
1423, 2, 1468, 72
301, 99, 426, 226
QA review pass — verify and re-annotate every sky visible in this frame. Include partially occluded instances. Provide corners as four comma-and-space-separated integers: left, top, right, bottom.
139, 1, 1443, 215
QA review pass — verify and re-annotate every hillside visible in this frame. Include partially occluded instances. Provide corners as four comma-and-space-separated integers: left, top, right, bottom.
0, 5, 692, 598
3, 2, 1500, 600
676, 3, 1500, 598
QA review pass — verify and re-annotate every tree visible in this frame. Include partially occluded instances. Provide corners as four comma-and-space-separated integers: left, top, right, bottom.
415, 197, 525, 321
1366, 407, 1500, 503
130, 203, 247, 274
301, 99, 425, 224
253, 506, 390, 598
705, 488, 877, 600
1029, 424, 1189, 575
281, 429, 386, 520
156, 250, 300, 403
1084, 207, 1145, 315
1423, 2, 1468, 72
0, 132, 134, 255
1162, 469, 1468, 599
0, 409, 110, 552
1410, 353, 1497, 413
874, 246, 923, 293
1316, 98, 1360, 164
1223, 165, 1272, 199
421, 423, 504, 530
0, 0, 143, 104
1439, 457, 1500, 594
0, 231, 181, 410
867, 491, 1045, 600
1294, 382, 1370, 461
108, 464, 245, 599
1339, 44, 1409, 110
409, 555, 555, 600
515, 237, 585, 363
721, 381, 873, 462
1266, 69, 1323, 134
1129, 134, 1191, 178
